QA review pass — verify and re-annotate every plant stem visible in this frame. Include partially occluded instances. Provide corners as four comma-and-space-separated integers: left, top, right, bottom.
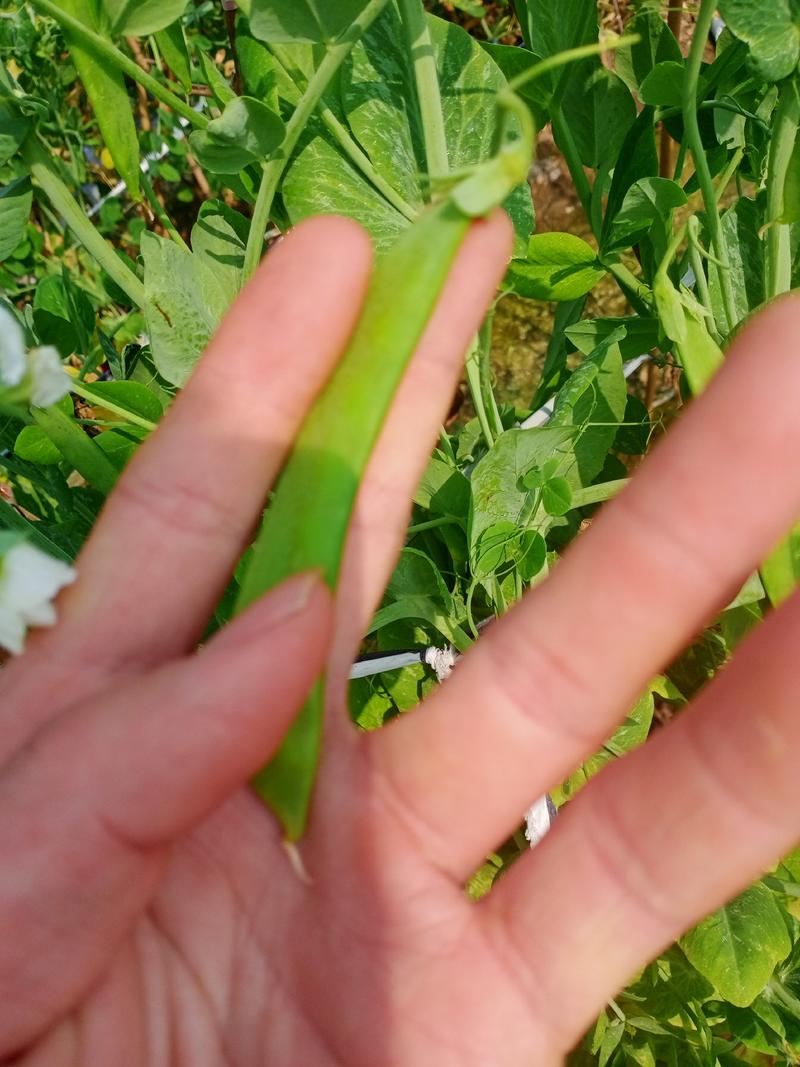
398, 0, 449, 185
686, 219, 720, 342
683, 0, 736, 332
407, 516, 461, 535
765, 78, 800, 301
268, 46, 419, 222
242, 0, 391, 280
30, 0, 208, 129
465, 338, 495, 449
22, 138, 146, 308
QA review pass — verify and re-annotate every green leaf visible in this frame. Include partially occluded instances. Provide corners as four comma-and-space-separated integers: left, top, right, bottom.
32, 404, 118, 495
605, 176, 687, 254
102, 0, 187, 36
238, 32, 280, 108
677, 306, 725, 396
0, 176, 32, 261
682, 884, 792, 1007
718, 0, 800, 82
0, 98, 31, 167
205, 96, 285, 159
708, 196, 765, 326
615, 8, 682, 93
242, 0, 372, 44
77, 380, 164, 423
638, 61, 687, 108
155, 21, 192, 92
507, 232, 606, 301
565, 316, 661, 361
33, 274, 94, 358
560, 62, 636, 171
479, 43, 550, 129
523, 0, 597, 62
190, 200, 248, 307
141, 232, 231, 386
13, 425, 62, 465
541, 476, 572, 517
414, 455, 470, 519
188, 130, 255, 175
54, 0, 140, 200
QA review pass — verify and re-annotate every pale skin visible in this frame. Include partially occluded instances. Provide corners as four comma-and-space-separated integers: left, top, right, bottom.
1, 212, 800, 1066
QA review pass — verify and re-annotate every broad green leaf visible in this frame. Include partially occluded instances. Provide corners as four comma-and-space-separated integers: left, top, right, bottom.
677, 306, 725, 396
205, 96, 285, 160
155, 22, 192, 92
190, 201, 248, 307
681, 884, 792, 1006
102, 0, 188, 37
605, 177, 687, 254
350, 661, 437, 731
33, 275, 94, 358
560, 62, 636, 171
13, 425, 62, 465
242, 0, 371, 44
523, 0, 596, 61
601, 107, 659, 241
724, 1004, 781, 1055
541, 476, 572, 517
0, 176, 32, 260
761, 522, 800, 607
238, 33, 280, 108
719, 0, 800, 82
565, 316, 661, 361
638, 61, 687, 108
551, 334, 627, 489
188, 130, 255, 175
468, 425, 575, 561
141, 233, 231, 386
708, 196, 765, 326
615, 9, 682, 93
479, 43, 550, 129
54, 0, 140, 199
0, 98, 31, 166
286, 10, 533, 252
76, 380, 164, 424
508, 233, 606, 301
614, 395, 651, 456
32, 404, 118, 495
414, 455, 470, 519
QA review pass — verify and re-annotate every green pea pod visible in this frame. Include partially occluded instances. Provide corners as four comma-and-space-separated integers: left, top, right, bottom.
235, 45, 632, 838
54, 0, 141, 200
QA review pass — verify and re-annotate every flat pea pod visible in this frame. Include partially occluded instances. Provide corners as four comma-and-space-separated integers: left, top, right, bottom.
235, 198, 472, 840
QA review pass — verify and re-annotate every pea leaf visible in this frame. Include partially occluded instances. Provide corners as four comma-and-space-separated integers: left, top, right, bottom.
14, 425, 62, 465
681, 884, 791, 1006
102, 0, 188, 37
761, 522, 800, 607
719, 0, 800, 82
507, 232, 606, 301
0, 176, 32, 260
638, 61, 687, 108
190, 201, 249, 307
604, 176, 688, 254
522, 0, 597, 61
155, 21, 192, 92
541, 477, 572, 517
566, 316, 661, 361
205, 96, 285, 159
53, 0, 140, 200
141, 233, 231, 386
33, 275, 94, 358
560, 63, 636, 171
0, 98, 31, 166
615, 8, 682, 93
242, 0, 372, 44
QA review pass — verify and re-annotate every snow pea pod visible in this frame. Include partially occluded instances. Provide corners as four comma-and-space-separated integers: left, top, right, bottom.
235, 91, 540, 840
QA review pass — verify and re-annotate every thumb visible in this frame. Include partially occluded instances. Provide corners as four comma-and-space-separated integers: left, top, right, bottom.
0, 571, 331, 1056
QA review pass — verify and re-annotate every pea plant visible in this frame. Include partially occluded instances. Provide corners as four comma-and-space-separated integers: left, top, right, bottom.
2, 0, 800, 1060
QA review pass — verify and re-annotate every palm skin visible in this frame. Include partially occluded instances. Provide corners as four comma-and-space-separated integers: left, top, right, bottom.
3, 215, 800, 1066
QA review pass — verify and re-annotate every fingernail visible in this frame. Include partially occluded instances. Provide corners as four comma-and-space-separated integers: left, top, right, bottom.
268, 570, 325, 621
215, 571, 327, 651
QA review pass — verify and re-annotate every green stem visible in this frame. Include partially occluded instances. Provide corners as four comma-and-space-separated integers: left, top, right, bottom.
465, 337, 495, 448
407, 516, 461, 535
765, 78, 800, 301
22, 138, 146, 308
268, 46, 419, 222
29, 0, 208, 129
605, 261, 653, 315
140, 169, 190, 253
70, 382, 158, 432
242, 0, 391, 280
683, 0, 735, 333
398, 0, 449, 184
687, 217, 719, 341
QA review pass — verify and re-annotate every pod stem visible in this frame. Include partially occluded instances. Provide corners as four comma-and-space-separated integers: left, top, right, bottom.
398, 0, 449, 186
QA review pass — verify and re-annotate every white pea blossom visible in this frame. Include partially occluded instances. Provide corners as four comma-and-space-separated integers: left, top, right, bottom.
0, 305, 26, 388
0, 541, 76, 656
0, 306, 71, 407
28, 345, 72, 407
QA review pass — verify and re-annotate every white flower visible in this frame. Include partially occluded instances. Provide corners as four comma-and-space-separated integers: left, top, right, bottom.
28, 346, 72, 408
0, 305, 27, 389
0, 542, 76, 655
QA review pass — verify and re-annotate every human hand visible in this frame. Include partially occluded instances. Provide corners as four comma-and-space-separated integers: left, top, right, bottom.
1, 213, 800, 1066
